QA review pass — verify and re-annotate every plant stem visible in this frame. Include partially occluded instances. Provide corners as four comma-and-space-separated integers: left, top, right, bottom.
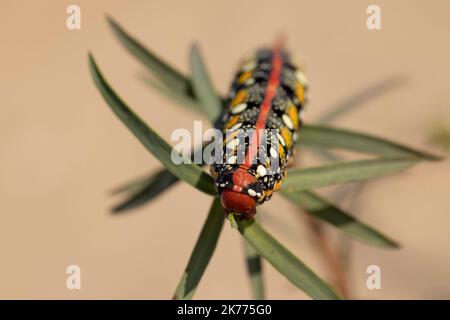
304, 214, 349, 299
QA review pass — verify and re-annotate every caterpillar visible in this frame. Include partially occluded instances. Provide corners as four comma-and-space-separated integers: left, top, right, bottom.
211, 41, 308, 220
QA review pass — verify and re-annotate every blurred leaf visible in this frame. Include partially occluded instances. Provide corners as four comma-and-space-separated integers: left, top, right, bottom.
305, 145, 341, 163
111, 143, 207, 212
89, 54, 216, 195
173, 198, 225, 300
107, 16, 192, 97
243, 240, 265, 299
112, 169, 179, 213
138, 74, 204, 114
237, 219, 341, 300
107, 16, 226, 119
319, 75, 407, 123
111, 172, 156, 195
301, 124, 441, 160
190, 44, 223, 122
140, 72, 226, 121
282, 157, 418, 192
281, 190, 398, 248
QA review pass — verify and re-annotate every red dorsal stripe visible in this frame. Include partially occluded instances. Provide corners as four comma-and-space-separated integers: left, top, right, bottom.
243, 44, 283, 168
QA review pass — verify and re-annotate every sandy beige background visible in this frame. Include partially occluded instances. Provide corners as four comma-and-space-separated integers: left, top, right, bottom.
1, 0, 450, 299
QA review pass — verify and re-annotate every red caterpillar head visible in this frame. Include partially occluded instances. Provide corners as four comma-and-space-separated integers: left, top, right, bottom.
221, 189, 256, 220
218, 168, 263, 220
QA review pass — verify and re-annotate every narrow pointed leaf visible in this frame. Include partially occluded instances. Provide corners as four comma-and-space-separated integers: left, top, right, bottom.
173, 198, 225, 300
283, 157, 418, 192
111, 143, 208, 212
89, 54, 216, 195
112, 169, 179, 213
281, 190, 398, 248
319, 75, 406, 123
139, 74, 204, 114
107, 16, 191, 96
190, 44, 223, 122
111, 172, 157, 195
237, 219, 341, 300
243, 240, 265, 299
107, 18, 226, 121
306, 145, 340, 163
301, 125, 441, 160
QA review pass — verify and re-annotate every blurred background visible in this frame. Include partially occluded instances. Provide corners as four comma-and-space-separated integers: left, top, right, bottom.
1, 0, 450, 299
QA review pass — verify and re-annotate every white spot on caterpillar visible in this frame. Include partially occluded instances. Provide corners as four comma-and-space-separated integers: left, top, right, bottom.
229, 122, 243, 131
296, 70, 308, 86
227, 155, 237, 164
226, 139, 239, 150
248, 189, 257, 197
231, 103, 247, 114
242, 60, 256, 71
276, 132, 286, 147
245, 78, 255, 86
282, 114, 294, 130
257, 165, 267, 177
270, 147, 278, 158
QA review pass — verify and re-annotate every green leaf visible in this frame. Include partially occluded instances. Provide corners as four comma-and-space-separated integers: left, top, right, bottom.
305, 145, 340, 163
112, 169, 180, 213
227, 212, 239, 229
111, 172, 157, 195
138, 74, 204, 114
88, 53, 216, 195
243, 240, 265, 299
237, 219, 341, 300
281, 190, 399, 248
190, 44, 223, 122
173, 198, 225, 300
282, 157, 418, 192
301, 124, 441, 160
111, 143, 208, 212
107, 19, 226, 120
318, 75, 407, 123
107, 16, 192, 97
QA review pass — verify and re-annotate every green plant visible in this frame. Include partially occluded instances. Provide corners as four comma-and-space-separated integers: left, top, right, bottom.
89, 17, 441, 300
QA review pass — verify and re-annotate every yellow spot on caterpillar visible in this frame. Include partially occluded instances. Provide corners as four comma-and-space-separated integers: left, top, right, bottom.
238, 71, 252, 84
273, 180, 283, 191
231, 90, 247, 107
278, 143, 285, 164
288, 104, 299, 129
295, 84, 305, 103
281, 127, 292, 148
264, 189, 274, 198
224, 115, 240, 129
224, 129, 239, 144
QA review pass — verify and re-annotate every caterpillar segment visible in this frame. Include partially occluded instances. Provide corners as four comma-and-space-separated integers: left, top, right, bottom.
211, 44, 307, 220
